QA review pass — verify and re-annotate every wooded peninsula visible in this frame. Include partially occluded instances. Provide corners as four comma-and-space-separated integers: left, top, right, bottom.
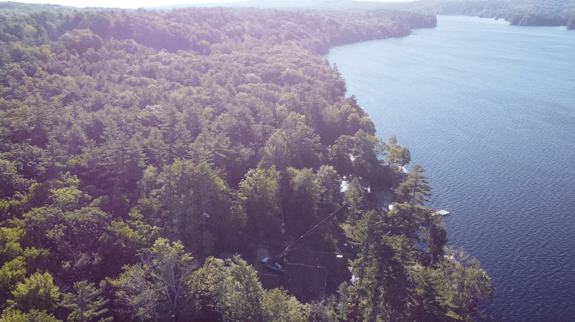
0, 4, 493, 322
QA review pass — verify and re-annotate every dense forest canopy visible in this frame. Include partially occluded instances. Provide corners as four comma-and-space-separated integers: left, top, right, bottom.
0, 3, 492, 322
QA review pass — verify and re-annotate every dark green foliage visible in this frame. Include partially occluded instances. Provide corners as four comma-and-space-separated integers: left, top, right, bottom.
316, 165, 341, 204
409, 247, 494, 321
394, 165, 431, 206
347, 210, 415, 320
330, 130, 388, 186
239, 166, 281, 238
313, 207, 492, 322
146, 159, 238, 256
61, 280, 111, 322
0, 159, 30, 199
260, 113, 321, 170
282, 167, 321, 234
110, 238, 197, 322
191, 256, 307, 322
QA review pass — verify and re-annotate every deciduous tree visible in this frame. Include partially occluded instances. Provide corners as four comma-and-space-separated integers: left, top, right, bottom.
8, 271, 60, 313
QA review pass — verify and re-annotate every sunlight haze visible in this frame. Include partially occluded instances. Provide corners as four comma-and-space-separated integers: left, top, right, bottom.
9, 0, 247, 8
9, 0, 412, 8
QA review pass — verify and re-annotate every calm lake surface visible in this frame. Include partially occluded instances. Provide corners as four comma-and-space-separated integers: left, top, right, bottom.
326, 15, 575, 321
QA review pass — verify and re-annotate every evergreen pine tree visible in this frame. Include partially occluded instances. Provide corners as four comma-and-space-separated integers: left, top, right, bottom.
61, 281, 111, 322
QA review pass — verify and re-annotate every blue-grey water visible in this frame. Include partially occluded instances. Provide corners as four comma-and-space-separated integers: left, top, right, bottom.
326, 16, 575, 321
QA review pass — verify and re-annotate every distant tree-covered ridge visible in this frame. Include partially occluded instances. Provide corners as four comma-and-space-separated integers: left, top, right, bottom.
377, 0, 575, 28
0, 3, 492, 321
0, 4, 436, 55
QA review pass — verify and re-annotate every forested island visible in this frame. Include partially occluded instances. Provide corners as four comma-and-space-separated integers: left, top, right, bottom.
0, 4, 492, 322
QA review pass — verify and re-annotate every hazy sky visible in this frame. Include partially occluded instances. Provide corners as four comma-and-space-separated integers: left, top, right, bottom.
14, 0, 245, 8
12, 0, 411, 9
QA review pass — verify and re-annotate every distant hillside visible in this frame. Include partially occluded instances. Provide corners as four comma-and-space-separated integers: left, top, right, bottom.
373, 0, 575, 27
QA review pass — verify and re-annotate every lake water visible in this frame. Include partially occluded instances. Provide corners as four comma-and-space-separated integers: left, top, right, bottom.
326, 16, 575, 321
